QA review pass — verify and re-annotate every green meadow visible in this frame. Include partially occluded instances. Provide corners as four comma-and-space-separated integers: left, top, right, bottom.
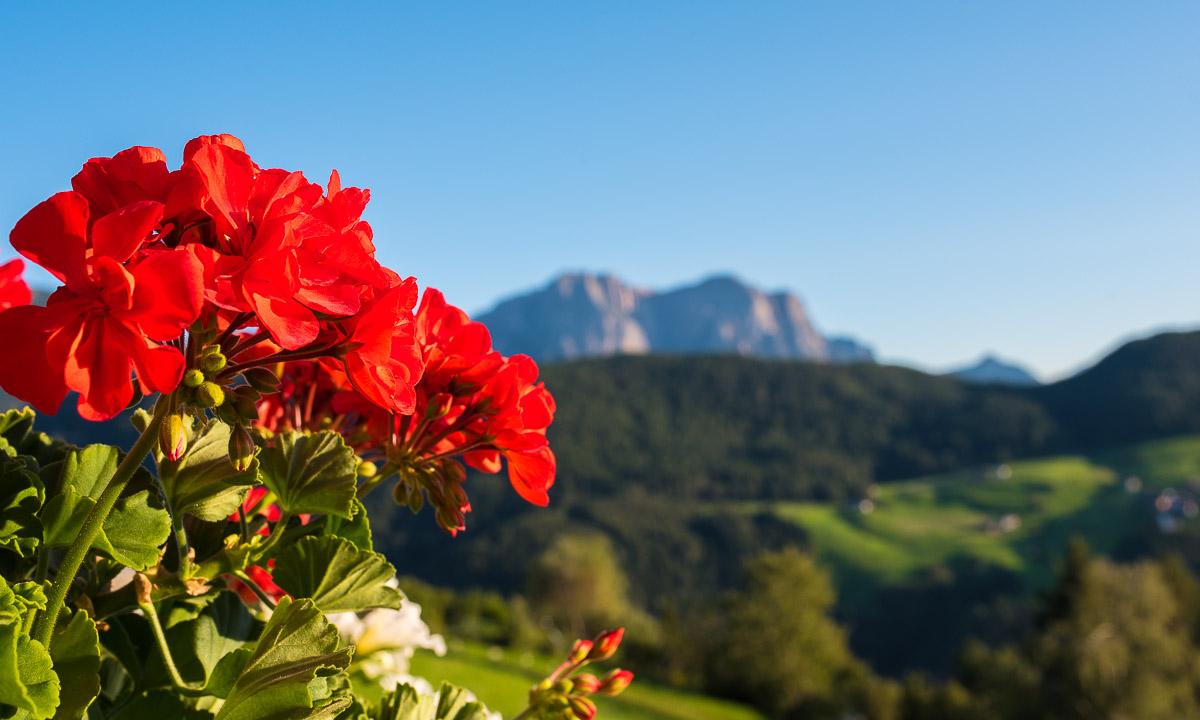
758, 435, 1200, 607
410, 643, 765, 720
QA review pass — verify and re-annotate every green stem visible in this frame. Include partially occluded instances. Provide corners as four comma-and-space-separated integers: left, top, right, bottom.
32, 398, 170, 647
231, 569, 278, 609
34, 549, 51, 584
355, 463, 397, 499
173, 513, 193, 579
252, 512, 293, 560
139, 595, 188, 689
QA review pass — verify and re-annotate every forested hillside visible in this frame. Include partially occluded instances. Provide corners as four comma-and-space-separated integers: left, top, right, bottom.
537, 330, 1200, 504
369, 330, 1200, 678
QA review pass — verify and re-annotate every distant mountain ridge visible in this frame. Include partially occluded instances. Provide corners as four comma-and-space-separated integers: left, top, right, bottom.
476, 272, 874, 363
949, 355, 1040, 386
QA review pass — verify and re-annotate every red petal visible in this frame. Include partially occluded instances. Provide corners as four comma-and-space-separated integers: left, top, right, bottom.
126, 248, 204, 341
87, 257, 135, 312
72, 146, 169, 215
506, 447, 555, 506
186, 143, 256, 240
65, 318, 136, 421
10, 192, 89, 288
183, 134, 247, 162
0, 259, 32, 310
91, 201, 163, 262
465, 449, 502, 474
0, 306, 69, 414
250, 294, 319, 350
130, 335, 185, 395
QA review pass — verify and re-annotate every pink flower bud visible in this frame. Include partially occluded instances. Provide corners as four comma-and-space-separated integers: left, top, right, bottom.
567, 639, 594, 664
568, 696, 597, 720
572, 673, 601, 694
600, 669, 634, 696
160, 413, 187, 461
589, 627, 625, 661
228, 425, 256, 472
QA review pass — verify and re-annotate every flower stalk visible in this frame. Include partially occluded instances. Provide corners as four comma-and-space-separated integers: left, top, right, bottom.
32, 397, 170, 646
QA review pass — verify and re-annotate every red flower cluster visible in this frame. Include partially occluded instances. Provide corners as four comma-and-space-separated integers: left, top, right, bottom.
1, 134, 558, 529
527, 627, 633, 719
257, 288, 556, 534
0, 135, 421, 421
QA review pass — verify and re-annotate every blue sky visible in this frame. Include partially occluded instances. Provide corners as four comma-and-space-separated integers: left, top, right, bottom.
1, 2, 1196, 379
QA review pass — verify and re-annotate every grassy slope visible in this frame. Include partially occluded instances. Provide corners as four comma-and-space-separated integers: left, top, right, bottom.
760, 435, 1200, 608
410, 643, 764, 720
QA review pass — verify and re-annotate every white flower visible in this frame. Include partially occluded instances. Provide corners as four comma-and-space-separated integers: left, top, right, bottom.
328, 587, 447, 694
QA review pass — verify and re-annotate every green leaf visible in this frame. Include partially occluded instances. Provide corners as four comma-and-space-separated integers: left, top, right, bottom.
0, 456, 45, 557
0, 577, 58, 719
102, 486, 173, 570
156, 419, 258, 522
272, 536, 403, 614
40, 446, 171, 571
47, 609, 100, 720
320, 498, 373, 551
0, 624, 58, 719
214, 597, 353, 720
0, 579, 46, 624
373, 683, 492, 720
0, 407, 70, 466
258, 432, 357, 519
158, 593, 258, 689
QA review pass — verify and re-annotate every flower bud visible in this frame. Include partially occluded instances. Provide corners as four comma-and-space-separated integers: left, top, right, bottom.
195, 382, 226, 408
228, 426, 256, 472
572, 673, 601, 695
443, 460, 467, 484
243, 367, 281, 393
214, 402, 240, 426
567, 639, 594, 664
201, 351, 227, 373
357, 460, 378, 478
159, 413, 188, 461
589, 627, 625, 661
553, 679, 574, 695
183, 368, 206, 388
568, 696, 597, 720
600, 669, 634, 696
231, 386, 261, 419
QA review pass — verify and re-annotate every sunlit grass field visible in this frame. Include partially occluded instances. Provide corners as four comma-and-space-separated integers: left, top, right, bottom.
757, 435, 1200, 606
410, 642, 765, 720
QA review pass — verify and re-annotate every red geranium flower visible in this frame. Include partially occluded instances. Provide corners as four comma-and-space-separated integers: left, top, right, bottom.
169, 137, 326, 349
259, 287, 557, 534
0, 192, 203, 419
72, 146, 171, 215
413, 289, 556, 507
340, 278, 423, 415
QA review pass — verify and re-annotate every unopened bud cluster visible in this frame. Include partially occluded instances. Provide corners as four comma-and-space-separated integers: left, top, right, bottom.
156, 337, 275, 472
522, 628, 633, 720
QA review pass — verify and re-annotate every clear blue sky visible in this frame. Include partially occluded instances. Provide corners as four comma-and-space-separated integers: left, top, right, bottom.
2, 2, 1197, 379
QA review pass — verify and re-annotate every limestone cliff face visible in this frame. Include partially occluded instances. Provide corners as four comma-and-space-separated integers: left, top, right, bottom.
477, 272, 874, 363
